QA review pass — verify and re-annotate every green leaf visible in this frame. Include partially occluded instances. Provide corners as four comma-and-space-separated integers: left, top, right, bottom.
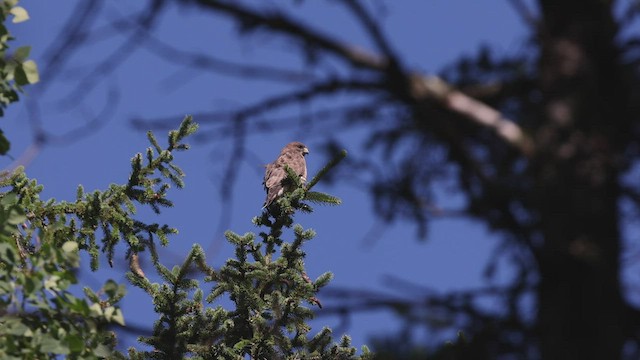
39, 334, 69, 354
13, 46, 30, 62
22, 60, 39, 84
13, 64, 27, 86
9, 6, 29, 23
44, 275, 60, 291
233, 339, 251, 351
62, 241, 78, 253
0, 241, 17, 264
0, 131, 10, 155
111, 308, 125, 326
89, 303, 103, 317
93, 343, 113, 358
64, 334, 84, 353
23, 276, 40, 294
0, 192, 18, 206
68, 297, 90, 315
3, 318, 31, 336
6, 206, 26, 225
83, 287, 100, 303
103, 279, 119, 297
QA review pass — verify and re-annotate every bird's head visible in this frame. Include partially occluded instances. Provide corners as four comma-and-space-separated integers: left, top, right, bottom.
286, 141, 309, 156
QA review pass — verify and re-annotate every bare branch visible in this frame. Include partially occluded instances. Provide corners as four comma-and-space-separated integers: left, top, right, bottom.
189, 0, 389, 70
131, 99, 391, 140
409, 74, 535, 155
507, 0, 539, 28
58, 0, 166, 110
205, 118, 246, 258
338, 0, 398, 63
236, 78, 381, 118
3, 142, 43, 172
318, 284, 532, 328
37, 1, 105, 95
133, 78, 380, 133
139, 27, 317, 84
46, 82, 121, 146
185, 0, 535, 156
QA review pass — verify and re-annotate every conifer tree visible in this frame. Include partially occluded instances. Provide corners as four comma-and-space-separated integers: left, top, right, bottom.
127, 148, 371, 359
0, 3, 370, 358
0, 116, 197, 359
2, 114, 369, 358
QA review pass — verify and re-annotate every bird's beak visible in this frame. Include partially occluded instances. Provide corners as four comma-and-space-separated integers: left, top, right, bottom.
303, 147, 309, 155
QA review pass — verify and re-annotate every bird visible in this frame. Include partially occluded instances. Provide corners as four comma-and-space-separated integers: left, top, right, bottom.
263, 142, 309, 208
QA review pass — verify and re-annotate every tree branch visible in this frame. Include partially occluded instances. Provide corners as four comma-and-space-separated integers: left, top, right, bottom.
187, 0, 388, 70
131, 99, 391, 140
185, 0, 535, 156
507, 0, 538, 29
409, 75, 535, 155
58, 0, 166, 110
139, 26, 316, 84
338, 0, 398, 63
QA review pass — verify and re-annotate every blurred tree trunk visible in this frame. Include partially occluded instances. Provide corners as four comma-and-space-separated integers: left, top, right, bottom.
535, 1, 627, 358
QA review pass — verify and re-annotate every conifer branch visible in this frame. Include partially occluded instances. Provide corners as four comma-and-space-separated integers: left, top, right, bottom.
0, 116, 196, 273
263, 150, 346, 217
2, 112, 366, 357
306, 149, 347, 191
304, 191, 342, 206
123, 147, 369, 358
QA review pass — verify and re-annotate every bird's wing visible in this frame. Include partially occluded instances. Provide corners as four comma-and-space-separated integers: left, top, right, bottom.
290, 153, 307, 182
264, 162, 286, 189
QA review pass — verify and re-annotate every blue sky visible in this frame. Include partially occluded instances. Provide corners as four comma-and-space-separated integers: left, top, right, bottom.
4, 0, 531, 352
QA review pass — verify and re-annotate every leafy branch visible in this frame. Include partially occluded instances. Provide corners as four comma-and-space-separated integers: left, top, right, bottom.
0, 116, 198, 358
126, 147, 370, 359
0, 116, 197, 271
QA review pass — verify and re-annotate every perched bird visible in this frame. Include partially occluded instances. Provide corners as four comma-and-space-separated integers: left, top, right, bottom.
263, 142, 309, 208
